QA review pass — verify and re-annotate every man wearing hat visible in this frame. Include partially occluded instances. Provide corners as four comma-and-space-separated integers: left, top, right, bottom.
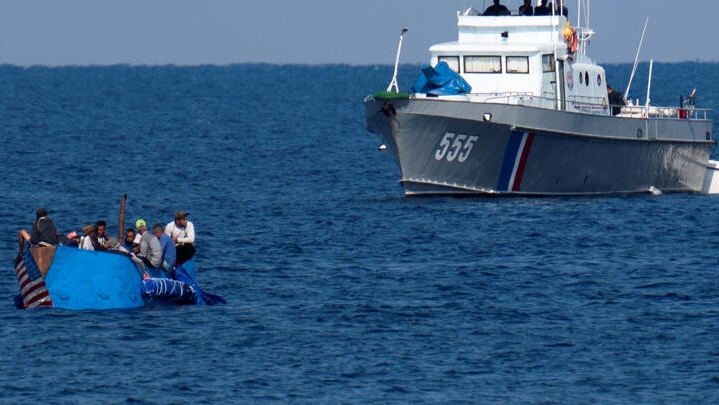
164, 210, 195, 266
134, 219, 163, 269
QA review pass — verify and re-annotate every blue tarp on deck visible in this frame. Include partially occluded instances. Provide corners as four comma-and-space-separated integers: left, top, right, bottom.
410, 61, 472, 96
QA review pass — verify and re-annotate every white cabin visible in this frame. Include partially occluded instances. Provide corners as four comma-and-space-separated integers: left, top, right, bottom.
427, 11, 608, 114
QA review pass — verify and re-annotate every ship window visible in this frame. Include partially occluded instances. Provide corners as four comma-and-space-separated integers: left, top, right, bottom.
506, 56, 529, 74
438, 56, 460, 72
464, 56, 502, 73
585, 71, 589, 87
542, 54, 555, 72
579, 71, 584, 84
597, 74, 602, 86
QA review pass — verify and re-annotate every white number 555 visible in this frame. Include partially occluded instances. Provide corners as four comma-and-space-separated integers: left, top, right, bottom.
435, 132, 478, 163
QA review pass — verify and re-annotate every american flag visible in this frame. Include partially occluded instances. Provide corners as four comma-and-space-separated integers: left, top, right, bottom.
14, 244, 53, 309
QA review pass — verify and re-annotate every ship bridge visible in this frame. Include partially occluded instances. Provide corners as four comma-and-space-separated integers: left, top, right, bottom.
427, 12, 607, 113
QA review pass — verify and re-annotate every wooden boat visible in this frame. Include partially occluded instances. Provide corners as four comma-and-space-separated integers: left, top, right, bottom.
14, 242, 224, 310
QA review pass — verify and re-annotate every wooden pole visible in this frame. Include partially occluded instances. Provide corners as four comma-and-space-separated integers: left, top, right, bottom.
118, 194, 126, 241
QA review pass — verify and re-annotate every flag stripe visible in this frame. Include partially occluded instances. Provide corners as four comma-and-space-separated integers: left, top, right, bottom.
14, 245, 53, 309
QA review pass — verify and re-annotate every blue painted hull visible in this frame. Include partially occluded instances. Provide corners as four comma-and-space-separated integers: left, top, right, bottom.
44, 246, 146, 309
15, 245, 221, 310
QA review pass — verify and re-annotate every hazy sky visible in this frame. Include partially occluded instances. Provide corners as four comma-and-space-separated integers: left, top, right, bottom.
0, 0, 717, 66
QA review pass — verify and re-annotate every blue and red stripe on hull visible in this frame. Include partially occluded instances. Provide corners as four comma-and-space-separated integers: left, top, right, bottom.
496, 131, 535, 192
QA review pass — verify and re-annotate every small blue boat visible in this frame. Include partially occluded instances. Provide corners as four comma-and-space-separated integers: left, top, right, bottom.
13, 242, 225, 310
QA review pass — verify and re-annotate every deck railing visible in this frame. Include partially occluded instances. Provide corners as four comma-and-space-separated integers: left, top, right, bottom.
447, 92, 712, 120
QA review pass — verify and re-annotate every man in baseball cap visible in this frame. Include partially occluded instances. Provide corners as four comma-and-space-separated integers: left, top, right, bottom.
135, 218, 162, 269
165, 210, 195, 266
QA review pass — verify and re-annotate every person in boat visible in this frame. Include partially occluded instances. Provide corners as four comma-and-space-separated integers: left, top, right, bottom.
64, 231, 80, 247
607, 85, 625, 115
519, 0, 534, 15
483, 0, 511, 16
135, 219, 163, 268
123, 228, 139, 251
18, 208, 59, 249
153, 223, 176, 270
96, 220, 110, 250
78, 224, 103, 250
110, 229, 147, 270
106, 237, 127, 253
165, 210, 195, 266
534, 1, 550, 15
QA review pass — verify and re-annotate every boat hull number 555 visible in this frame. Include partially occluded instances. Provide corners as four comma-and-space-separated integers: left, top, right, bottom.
435, 132, 479, 162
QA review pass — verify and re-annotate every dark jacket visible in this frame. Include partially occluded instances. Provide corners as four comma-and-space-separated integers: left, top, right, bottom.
608, 90, 625, 115
31, 217, 59, 245
534, 5, 551, 15
484, 4, 511, 16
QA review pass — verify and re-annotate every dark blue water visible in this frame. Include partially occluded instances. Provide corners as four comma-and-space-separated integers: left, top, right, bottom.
1, 63, 719, 404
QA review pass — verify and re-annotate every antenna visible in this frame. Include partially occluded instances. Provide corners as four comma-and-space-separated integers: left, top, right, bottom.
576, 0, 582, 28
644, 59, 653, 116
387, 26, 409, 93
625, 17, 649, 103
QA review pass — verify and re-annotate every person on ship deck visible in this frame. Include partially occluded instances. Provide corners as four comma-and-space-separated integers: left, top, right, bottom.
550, 1, 569, 17
607, 85, 625, 115
483, 0, 511, 16
519, 0, 534, 15
534, 1, 551, 15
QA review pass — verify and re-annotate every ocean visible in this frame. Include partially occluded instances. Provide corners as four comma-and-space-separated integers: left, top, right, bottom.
1, 62, 719, 404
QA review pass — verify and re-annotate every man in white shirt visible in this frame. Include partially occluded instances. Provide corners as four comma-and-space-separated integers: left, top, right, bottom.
164, 210, 195, 266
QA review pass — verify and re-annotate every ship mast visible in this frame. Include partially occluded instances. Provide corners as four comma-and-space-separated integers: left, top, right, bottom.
625, 17, 649, 104
387, 26, 409, 93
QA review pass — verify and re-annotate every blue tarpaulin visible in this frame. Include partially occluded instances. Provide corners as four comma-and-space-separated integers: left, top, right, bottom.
141, 265, 227, 306
142, 277, 195, 304
410, 61, 472, 96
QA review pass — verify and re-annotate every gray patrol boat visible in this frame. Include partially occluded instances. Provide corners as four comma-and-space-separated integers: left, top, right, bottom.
364, 3, 715, 196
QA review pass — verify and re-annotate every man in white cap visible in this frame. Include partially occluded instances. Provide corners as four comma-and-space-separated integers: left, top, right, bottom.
164, 210, 195, 266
